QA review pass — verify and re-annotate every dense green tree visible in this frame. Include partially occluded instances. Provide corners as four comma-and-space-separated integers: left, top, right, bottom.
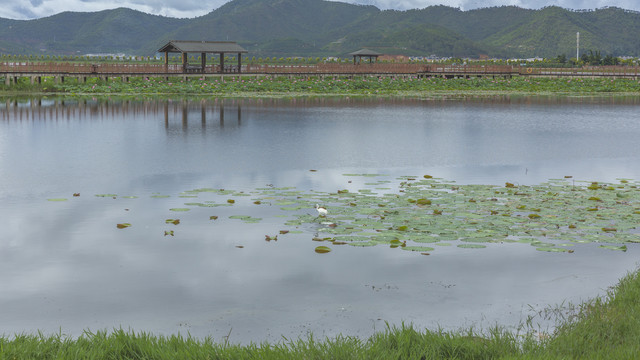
602, 54, 620, 65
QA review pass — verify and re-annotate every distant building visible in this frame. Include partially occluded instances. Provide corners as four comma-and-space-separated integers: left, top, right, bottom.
379, 54, 409, 62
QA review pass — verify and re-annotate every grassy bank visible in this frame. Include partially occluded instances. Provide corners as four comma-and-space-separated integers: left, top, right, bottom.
1, 269, 639, 359
3, 76, 640, 97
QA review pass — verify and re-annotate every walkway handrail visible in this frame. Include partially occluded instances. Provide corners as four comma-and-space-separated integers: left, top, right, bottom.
1, 62, 639, 77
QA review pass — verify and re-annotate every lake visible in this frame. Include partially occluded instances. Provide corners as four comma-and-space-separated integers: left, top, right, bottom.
1, 95, 639, 344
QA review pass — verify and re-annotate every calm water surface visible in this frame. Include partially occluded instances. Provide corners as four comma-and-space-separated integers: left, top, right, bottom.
1, 96, 640, 343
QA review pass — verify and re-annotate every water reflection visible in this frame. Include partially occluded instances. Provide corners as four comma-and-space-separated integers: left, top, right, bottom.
4, 93, 640, 119
163, 100, 242, 132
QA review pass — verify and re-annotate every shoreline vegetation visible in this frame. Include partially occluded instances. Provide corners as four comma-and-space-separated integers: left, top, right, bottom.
1, 269, 639, 358
1, 76, 640, 98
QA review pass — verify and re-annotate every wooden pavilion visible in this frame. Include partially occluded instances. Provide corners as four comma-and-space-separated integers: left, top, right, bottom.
349, 48, 383, 64
158, 40, 248, 74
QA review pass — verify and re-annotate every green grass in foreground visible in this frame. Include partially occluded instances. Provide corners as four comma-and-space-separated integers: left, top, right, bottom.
5, 76, 640, 96
1, 270, 639, 359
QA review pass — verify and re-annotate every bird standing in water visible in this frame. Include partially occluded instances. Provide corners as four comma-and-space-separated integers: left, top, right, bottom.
315, 204, 328, 217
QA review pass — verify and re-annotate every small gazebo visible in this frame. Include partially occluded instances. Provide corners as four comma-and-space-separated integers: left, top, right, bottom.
158, 40, 248, 74
349, 48, 383, 64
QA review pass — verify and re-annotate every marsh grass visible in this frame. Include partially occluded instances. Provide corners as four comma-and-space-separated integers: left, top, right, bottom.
2, 269, 640, 359
4, 76, 640, 96
539, 270, 640, 359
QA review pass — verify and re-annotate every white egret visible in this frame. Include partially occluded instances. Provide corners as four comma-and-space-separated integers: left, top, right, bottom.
315, 204, 328, 217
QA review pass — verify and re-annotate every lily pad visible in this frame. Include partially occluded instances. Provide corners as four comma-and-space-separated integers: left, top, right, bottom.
401, 246, 435, 252
599, 245, 628, 252
536, 247, 569, 253
315, 246, 332, 254
457, 244, 486, 249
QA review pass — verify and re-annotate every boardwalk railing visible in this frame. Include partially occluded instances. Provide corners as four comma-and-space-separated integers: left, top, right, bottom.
0, 62, 186, 74
245, 63, 426, 74
1, 62, 640, 78
516, 66, 640, 77
0, 62, 427, 75
424, 64, 515, 74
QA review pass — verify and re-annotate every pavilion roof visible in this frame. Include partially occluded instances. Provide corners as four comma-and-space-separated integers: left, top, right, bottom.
158, 40, 248, 54
349, 48, 383, 56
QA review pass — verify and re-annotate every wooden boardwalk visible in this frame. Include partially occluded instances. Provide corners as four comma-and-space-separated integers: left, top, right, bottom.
2, 62, 640, 85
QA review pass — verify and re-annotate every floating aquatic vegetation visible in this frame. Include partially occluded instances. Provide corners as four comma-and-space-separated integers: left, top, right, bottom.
536, 247, 571, 253
229, 215, 251, 220
51, 176, 640, 256
116, 223, 131, 229
47, 198, 68, 202
165, 219, 180, 225
457, 244, 487, 249
315, 246, 331, 253
600, 245, 628, 251
402, 246, 435, 252
229, 215, 262, 223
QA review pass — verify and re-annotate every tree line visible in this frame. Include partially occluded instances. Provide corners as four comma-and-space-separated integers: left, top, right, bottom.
555, 51, 623, 66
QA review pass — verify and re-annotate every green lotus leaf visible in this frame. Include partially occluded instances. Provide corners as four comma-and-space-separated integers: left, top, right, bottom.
600, 245, 628, 251
402, 246, 435, 252
315, 246, 332, 253
457, 244, 486, 249
536, 247, 569, 252
229, 215, 251, 220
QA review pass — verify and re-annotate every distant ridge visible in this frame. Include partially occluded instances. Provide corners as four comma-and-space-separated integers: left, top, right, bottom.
0, 1, 639, 58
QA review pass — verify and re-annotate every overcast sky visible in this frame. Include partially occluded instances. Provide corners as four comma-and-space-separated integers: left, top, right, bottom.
2, 0, 639, 20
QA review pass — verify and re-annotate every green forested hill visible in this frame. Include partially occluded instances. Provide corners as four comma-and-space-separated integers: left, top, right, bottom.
0, 8, 188, 55
482, 6, 640, 58
0, 1, 639, 59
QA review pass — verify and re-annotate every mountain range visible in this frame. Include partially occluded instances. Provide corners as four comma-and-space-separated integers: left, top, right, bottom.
1, 0, 639, 59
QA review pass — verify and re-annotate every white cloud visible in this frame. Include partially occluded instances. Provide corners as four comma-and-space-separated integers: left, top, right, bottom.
1, 0, 639, 20
0, 0, 222, 20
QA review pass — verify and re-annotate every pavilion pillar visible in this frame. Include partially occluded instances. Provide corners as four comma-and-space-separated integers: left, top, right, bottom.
164, 51, 168, 69
201, 52, 206, 73
238, 53, 242, 73
182, 52, 188, 72
220, 53, 224, 74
